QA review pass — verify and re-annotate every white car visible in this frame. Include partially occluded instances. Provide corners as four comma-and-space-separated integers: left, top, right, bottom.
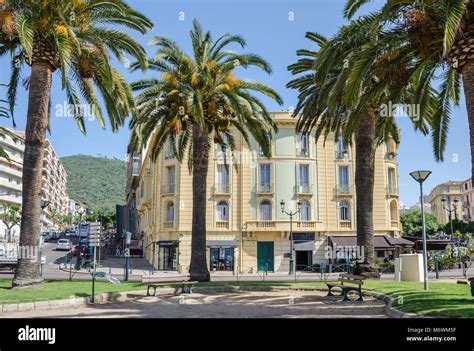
56, 239, 72, 251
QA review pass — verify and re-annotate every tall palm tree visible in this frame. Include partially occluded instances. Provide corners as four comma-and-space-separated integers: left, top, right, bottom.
129, 20, 283, 281
288, 16, 431, 273
0, 0, 152, 288
344, 0, 474, 178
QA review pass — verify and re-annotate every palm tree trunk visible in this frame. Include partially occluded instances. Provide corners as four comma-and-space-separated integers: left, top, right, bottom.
462, 61, 474, 185
354, 106, 378, 276
189, 123, 211, 282
12, 61, 52, 289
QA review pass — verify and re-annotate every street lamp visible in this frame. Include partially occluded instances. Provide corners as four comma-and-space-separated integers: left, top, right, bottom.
409, 170, 431, 290
280, 199, 301, 275
39, 199, 50, 276
441, 197, 459, 235
74, 203, 87, 270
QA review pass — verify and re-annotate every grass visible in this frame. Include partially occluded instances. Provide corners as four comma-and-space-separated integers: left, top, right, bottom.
0, 278, 472, 318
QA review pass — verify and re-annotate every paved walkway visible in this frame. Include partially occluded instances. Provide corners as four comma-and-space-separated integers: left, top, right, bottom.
1, 290, 388, 318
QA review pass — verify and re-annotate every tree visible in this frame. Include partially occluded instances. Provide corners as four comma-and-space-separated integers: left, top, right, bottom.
0, 204, 21, 242
0, 0, 152, 288
129, 20, 282, 281
288, 17, 428, 273
0, 83, 18, 159
400, 209, 440, 237
344, 0, 474, 181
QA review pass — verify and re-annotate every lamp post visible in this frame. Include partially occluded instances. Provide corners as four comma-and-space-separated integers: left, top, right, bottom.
409, 170, 432, 290
39, 199, 50, 276
74, 203, 86, 270
441, 196, 459, 236
280, 199, 301, 275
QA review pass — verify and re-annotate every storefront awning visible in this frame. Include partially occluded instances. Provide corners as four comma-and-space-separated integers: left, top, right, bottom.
329, 236, 394, 250
155, 240, 179, 247
295, 241, 315, 251
207, 240, 238, 248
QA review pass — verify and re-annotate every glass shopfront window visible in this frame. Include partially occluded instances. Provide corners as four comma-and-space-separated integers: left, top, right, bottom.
158, 244, 178, 271
210, 247, 234, 272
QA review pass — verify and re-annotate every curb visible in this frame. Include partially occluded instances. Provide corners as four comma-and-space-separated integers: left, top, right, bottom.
0, 285, 429, 318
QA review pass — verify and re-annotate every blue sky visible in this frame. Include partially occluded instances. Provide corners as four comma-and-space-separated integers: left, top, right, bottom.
0, 0, 470, 206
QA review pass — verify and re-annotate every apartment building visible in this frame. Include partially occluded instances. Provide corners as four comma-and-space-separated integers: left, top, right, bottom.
134, 112, 402, 274
462, 178, 474, 222
0, 129, 69, 238
429, 181, 464, 225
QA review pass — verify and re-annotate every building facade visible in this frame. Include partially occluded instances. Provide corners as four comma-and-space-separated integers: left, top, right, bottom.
135, 112, 401, 274
0, 129, 69, 239
461, 178, 474, 222
429, 181, 464, 225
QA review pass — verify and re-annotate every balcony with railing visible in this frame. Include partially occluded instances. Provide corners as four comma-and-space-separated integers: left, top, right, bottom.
163, 221, 174, 230
213, 183, 231, 195
245, 220, 318, 232
295, 184, 312, 194
257, 183, 273, 194
296, 148, 310, 158
336, 184, 352, 195
339, 220, 352, 229
161, 184, 176, 195
215, 220, 229, 229
335, 150, 350, 161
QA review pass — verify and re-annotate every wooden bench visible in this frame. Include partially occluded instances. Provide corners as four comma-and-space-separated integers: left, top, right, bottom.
142, 274, 197, 296
326, 274, 366, 302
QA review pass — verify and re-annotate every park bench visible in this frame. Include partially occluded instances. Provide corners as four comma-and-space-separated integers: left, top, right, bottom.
326, 274, 366, 302
142, 273, 197, 296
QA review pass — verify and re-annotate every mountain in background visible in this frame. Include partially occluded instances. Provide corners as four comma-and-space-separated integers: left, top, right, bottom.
61, 155, 126, 213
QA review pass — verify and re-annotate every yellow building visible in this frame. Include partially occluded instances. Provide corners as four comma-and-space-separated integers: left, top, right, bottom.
429, 181, 464, 225
133, 112, 401, 274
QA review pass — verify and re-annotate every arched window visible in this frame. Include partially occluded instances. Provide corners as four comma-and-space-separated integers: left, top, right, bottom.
340, 201, 350, 221
300, 200, 311, 221
260, 200, 272, 220
166, 202, 175, 222
217, 201, 229, 221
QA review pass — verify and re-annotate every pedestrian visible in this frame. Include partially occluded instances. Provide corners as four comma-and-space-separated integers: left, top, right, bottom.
116, 247, 121, 257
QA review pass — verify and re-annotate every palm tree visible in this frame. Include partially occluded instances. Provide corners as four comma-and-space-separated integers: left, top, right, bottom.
288, 16, 431, 273
344, 0, 474, 178
0, 0, 152, 288
129, 20, 283, 281
0, 83, 18, 160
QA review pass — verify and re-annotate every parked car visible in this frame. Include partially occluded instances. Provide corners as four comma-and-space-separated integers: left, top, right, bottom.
56, 239, 72, 251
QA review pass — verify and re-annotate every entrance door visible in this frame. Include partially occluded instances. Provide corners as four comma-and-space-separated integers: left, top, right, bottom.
257, 242, 274, 272
159, 246, 178, 270
296, 251, 313, 271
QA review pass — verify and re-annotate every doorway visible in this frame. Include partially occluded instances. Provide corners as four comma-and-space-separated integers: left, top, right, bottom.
257, 242, 274, 272
296, 250, 313, 271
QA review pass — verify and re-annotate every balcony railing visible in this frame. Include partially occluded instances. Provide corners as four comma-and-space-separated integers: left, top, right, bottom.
214, 184, 231, 194
245, 220, 318, 231
335, 150, 350, 160
387, 186, 398, 196
165, 150, 175, 160
336, 184, 352, 195
296, 148, 310, 158
161, 184, 176, 195
216, 220, 229, 229
295, 184, 312, 194
257, 183, 273, 194
296, 221, 316, 229
163, 221, 174, 229
339, 220, 352, 229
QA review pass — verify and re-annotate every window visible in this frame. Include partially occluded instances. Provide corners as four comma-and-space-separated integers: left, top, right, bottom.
340, 201, 350, 221
165, 140, 175, 159
260, 200, 272, 220
217, 201, 229, 221
297, 164, 310, 192
338, 166, 349, 193
258, 133, 272, 157
217, 165, 229, 192
336, 136, 349, 159
297, 133, 309, 157
166, 202, 174, 222
300, 200, 311, 221
259, 164, 272, 192
389, 200, 398, 224
388, 168, 396, 193
167, 166, 175, 192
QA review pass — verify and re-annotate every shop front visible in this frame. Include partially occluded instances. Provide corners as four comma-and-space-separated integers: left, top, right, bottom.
293, 233, 316, 271
207, 240, 237, 272
157, 240, 179, 271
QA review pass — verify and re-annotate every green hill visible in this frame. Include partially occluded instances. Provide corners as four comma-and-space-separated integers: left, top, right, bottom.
61, 155, 126, 213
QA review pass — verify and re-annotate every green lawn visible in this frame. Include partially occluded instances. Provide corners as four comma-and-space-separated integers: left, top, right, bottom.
0, 278, 472, 318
